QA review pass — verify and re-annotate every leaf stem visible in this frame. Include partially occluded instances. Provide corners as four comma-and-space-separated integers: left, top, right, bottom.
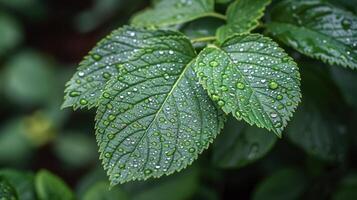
191, 36, 217, 43
204, 12, 227, 21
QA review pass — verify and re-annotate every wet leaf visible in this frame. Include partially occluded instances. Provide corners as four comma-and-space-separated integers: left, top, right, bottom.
93, 27, 225, 185
267, 0, 357, 69
131, 0, 215, 27
217, 0, 271, 42
194, 34, 301, 136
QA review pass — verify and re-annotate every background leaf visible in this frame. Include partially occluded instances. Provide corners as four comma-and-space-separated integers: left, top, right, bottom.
267, 0, 357, 69
131, 0, 215, 27
0, 177, 18, 200
194, 34, 301, 136
35, 170, 74, 200
82, 181, 128, 200
252, 168, 307, 200
0, 169, 36, 200
212, 116, 276, 168
94, 27, 225, 185
217, 0, 271, 42
0, 12, 23, 57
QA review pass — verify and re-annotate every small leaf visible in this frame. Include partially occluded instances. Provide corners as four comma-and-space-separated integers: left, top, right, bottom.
35, 170, 74, 200
83, 181, 128, 200
267, 0, 357, 69
217, 0, 271, 42
194, 34, 301, 136
0, 177, 18, 200
94, 27, 225, 185
0, 169, 36, 200
253, 168, 307, 200
131, 0, 215, 27
212, 116, 277, 168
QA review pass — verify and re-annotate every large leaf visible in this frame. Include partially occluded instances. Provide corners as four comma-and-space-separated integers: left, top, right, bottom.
212, 116, 277, 168
194, 34, 301, 136
35, 170, 74, 200
94, 27, 225, 185
217, 0, 271, 42
63, 26, 191, 110
267, 0, 357, 69
131, 0, 215, 27
333, 173, 357, 200
0, 177, 18, 200
253, 168, 307, 200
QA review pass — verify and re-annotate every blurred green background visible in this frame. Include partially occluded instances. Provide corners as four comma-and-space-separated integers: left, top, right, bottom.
1, 0, 357, 199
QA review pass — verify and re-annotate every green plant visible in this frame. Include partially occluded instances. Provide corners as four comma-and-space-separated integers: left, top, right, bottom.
62, 0, 357, 187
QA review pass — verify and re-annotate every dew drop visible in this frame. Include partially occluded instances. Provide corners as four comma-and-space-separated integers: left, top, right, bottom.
69, 91, 80, 97
78, 71, 85, 77
102, 92, 111, 99
144, 169, 152, 175
104, 152, 112, 158
218, 100, 225, 107
107, 134, 115, 139
80, 99, 88, 105
276, 94, 283, 100
102, 72, 111, 79
188, 147, 196, 153
268, 81, 279, 90
108, 114, 116, 121
92, 54, 102, 61
209, 61, 218, 67
236, 82, 245, 90
341, 19, 351, 30
212, 94, 220, 101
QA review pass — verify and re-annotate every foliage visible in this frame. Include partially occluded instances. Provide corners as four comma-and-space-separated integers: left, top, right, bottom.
62, 0, 357, 187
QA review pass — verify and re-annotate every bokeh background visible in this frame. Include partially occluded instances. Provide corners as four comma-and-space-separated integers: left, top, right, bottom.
1, 0, 357, 199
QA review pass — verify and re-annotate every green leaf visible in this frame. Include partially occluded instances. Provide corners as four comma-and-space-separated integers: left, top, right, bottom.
131, 167, 199, 200
35, 170, 74, 200
253, 168, 307, 200
0, 12, 23, 57
0, 177, 18, 200
217, 0, 271, 42
0, 169, 36, 200
266, 0, 357, 69
83, 181, 128, 200
131, 0, 215, 27
94, 27, 225, 185
212, 116, 277, 168
333, 173, 357, 200
181, 18, 224, 40
194, 34, 301, 136
330, 67, 357, 108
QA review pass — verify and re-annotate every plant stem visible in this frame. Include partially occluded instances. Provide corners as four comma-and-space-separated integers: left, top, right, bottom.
204, 12, 227, 21
191, 36, 217, 43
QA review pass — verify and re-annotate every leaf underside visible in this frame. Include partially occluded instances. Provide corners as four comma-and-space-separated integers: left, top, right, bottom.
267, 0, 357, 69
217, 0, 271, 42
93, 27, 225, 185
131, 0, 215, 28
194, 34, 301, 136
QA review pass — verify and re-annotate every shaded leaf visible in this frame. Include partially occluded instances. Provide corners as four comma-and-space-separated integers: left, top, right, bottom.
330, 67, 357, 108
83, 182, 128, 200
217, 0, 271, 42
94, 27, 225, 185
212, 116, 276, 168
131, 0, 215, 27
35, 170, 74, 200
0, 177, 18, 200
253, 168, 307, 200
130, 167, 199, 200
0, 169, 36, 200
333, 173, 357, 200
0, 12, 23, 57
194, 34, 301, 136
267, 0, 357, 69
